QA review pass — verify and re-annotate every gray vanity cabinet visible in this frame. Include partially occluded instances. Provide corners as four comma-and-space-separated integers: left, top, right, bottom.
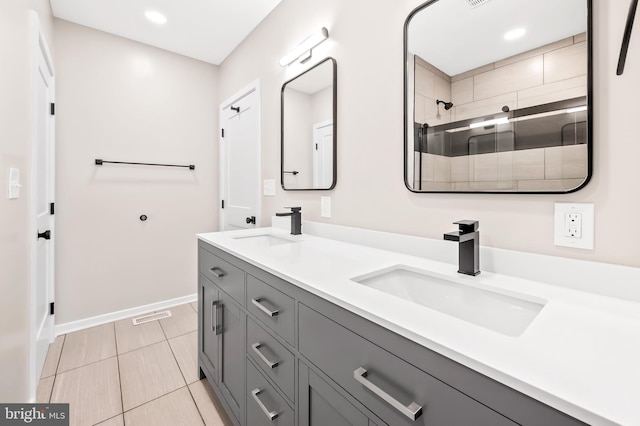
200, 279, 219, 379
219, 291, 246, 425
299, 361, 371, 426
198, 240, 586, 426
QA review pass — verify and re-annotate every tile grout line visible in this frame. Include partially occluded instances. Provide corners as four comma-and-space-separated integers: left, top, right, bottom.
112, 321, 126, 426
48, 334, 67, 403
187, 384, 208, 426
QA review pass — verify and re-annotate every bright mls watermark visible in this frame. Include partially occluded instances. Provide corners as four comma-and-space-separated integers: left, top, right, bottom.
1, 404, 68, 425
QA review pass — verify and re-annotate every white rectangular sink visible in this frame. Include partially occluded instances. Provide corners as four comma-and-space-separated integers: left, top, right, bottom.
351, 266, 546, 337
232, 233, 297, 247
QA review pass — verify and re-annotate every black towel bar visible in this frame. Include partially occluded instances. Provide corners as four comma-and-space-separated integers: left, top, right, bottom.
95, 159, 195, 170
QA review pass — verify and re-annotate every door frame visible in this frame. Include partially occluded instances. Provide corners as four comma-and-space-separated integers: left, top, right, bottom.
29, 12, 55, 401
219, 79, 261, 230
312, 120, 333, 189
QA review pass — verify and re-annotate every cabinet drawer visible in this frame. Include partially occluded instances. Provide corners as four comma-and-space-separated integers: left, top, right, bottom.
247, 318, 295, 402
246, 274, 295, 345
299, 304, 517, 426
247, 359, 294, 426
199, 247, 245, 305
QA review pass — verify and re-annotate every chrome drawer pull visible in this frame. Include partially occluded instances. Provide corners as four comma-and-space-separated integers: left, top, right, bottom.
209, 267, 226, 278
252, 343, 279, 369
353, 367, 423, 421
252, 298, 279, 317
251, 388, 279, 421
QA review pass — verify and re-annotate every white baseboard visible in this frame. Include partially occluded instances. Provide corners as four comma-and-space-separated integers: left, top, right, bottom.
55, 294, 198, 336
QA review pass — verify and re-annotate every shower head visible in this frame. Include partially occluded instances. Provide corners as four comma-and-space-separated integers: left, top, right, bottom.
436, 99, 454, 110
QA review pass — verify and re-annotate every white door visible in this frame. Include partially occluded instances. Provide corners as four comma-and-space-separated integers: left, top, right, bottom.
220, 81, 261, 231
312, 121, 333, 188
31, 13, 55, 397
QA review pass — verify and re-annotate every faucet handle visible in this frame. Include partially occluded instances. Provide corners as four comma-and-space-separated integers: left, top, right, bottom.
285, 207, 302, 213
454, 220, 479, 233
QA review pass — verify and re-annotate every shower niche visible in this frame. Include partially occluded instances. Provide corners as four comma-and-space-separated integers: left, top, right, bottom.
404, 0, 592, 193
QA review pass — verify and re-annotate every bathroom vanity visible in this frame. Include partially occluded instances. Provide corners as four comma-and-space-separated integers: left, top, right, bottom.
197, 225, 640, 426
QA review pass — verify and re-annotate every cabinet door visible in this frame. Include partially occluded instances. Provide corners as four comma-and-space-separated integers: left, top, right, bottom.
299, 362, 369, 426
201, 281, 220, 380
219, 291, 246, 425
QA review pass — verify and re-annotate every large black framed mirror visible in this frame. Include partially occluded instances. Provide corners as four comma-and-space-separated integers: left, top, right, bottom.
404, 0, 592, 193
281, 57, 337, 190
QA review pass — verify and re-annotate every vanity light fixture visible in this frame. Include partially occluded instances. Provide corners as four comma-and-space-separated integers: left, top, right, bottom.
145, 10, 167, 25
279, 27, 329, 67
566, 106, 588, 114
504, 27, 526, 41
469, 117, 509, 129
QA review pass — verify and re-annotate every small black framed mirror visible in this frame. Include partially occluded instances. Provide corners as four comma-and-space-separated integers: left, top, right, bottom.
281, 57, 337, 190
404, 0, 592, 193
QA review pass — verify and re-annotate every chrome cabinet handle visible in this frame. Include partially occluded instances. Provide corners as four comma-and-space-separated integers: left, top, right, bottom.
251, 298, 279, 317
210, 301, 222, 335
209, 267, 226, 278
251, 388, 279, 421
353, 367, 423, 421
251, 343, 279, 369
210, 300, 219, 333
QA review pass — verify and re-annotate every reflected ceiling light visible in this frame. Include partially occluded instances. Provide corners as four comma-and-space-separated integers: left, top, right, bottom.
470, 117, 509, 128
279, 27, 329, 67
566, 106, 588, 114
145, 10, 167, 25
504, 28, 526, 41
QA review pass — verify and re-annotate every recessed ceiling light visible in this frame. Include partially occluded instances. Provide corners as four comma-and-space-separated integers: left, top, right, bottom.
504, 28, 526, 41
145, 10, 167, 25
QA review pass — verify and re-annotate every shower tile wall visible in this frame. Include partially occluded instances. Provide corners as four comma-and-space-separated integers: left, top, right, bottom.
412, 33, 588, 191
415, 144, 587, 191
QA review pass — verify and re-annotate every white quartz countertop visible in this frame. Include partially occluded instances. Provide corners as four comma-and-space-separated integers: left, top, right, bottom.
198, 227, 640, 426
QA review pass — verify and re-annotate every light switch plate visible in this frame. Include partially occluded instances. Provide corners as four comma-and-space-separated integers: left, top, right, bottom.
8, 168, 20, 199
554, 203, 594, 249
321, 196, 331, 218
263, 179, 276, 196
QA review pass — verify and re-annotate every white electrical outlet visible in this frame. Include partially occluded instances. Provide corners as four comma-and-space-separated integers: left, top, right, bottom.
321, 196, 331, 218
554, 203, 594, 249
564, 213, 582, 238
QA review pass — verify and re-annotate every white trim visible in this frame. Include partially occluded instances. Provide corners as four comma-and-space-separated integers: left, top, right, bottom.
55, 294, 198, 337
219, 79, 262, 230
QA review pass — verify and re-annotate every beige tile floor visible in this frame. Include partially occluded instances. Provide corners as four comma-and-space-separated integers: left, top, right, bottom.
36, 303, 233, 426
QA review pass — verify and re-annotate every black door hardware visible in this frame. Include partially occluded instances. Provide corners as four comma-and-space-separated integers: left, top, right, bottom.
230, 105, 240, 113
140, 215, 148, 221
37, 230, 51, 240
246, 216, 256, 225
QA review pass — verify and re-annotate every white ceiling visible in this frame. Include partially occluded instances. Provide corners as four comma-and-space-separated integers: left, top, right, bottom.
409, 0, 588, 76
50, 0, 282, 65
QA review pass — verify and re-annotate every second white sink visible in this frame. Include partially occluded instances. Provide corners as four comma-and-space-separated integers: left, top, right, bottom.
351, 266, 546, 337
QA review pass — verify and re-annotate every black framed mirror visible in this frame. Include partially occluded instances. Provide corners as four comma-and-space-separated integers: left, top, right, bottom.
281, 57, 337, 190
404, 0, 592, 193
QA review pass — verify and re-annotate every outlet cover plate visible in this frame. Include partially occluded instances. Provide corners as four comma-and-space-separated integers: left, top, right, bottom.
321, 196, 331, 218
554, 202, 594, 249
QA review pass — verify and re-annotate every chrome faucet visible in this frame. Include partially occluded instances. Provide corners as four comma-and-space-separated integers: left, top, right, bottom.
276, 207, 302, 235
444, 220, 480, 276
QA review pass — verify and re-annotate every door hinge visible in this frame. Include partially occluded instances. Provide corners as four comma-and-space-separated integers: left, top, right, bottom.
50, 202, 55, 215
49, 302, 55, 315
221, 200, 225, 209
50, 103, 55, 115
221, 129, 225, 138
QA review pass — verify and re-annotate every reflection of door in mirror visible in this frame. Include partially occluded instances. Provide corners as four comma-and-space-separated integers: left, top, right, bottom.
313, 121, 333, 188
282, 57, 337, 190
405, 0, 591, 193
